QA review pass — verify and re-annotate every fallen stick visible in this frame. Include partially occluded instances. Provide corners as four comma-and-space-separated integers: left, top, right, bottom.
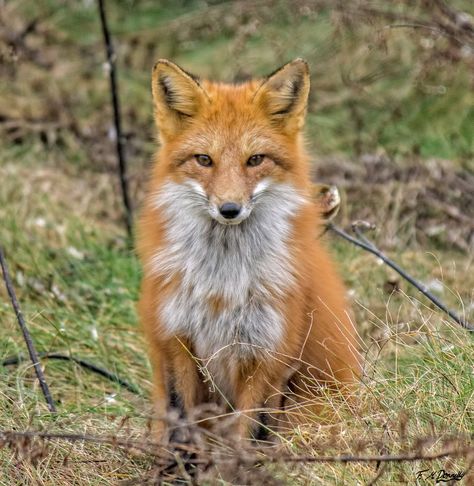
1, 429, 472, 466
328, 222, 473, 332
0, 245, 57, 412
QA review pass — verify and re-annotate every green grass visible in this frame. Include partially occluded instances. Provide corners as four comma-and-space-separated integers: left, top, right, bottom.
0, 162, 147, 412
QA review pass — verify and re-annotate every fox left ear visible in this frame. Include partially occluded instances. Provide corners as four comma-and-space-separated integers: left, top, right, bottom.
255, 58, 310, 130
151, 59, 208, 140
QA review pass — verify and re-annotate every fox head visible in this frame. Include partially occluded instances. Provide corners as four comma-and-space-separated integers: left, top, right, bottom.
151, 59, 311, 225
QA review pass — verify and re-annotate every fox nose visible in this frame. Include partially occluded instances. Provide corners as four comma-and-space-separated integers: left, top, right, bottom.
219, 202, 242, 219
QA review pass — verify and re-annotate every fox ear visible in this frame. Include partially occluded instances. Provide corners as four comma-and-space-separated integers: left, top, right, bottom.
256, 58, 310, 130
151, 59, 207, 138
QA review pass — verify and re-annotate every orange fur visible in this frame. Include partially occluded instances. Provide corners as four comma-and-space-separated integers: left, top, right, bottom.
137, 59, 362, 441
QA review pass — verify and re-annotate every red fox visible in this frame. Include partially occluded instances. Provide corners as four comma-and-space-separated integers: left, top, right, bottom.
137, 58, 362, 441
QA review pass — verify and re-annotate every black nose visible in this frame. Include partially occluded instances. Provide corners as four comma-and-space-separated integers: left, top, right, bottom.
219, 202, 242, 219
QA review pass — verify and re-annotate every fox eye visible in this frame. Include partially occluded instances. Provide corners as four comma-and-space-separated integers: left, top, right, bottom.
194, 154, 213, 167
247, 154, 265, 167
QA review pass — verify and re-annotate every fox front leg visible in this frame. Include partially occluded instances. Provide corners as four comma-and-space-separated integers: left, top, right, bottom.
165, 337, 208, 441
232, 361, 290, 441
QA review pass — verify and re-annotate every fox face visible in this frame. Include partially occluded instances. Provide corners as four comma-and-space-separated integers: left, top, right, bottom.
151, 58, 311, 226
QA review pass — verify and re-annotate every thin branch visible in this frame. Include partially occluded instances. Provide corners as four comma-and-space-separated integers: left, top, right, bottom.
261, 447, 473, 465
97, 0, 133, 240
1, 429, 472, 466
0, 246, 57, 413
328, 223, 473, 332
2, 352, 144, 396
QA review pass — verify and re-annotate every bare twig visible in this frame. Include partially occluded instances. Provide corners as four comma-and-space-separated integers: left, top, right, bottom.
1, 429, 472, 466
0, 246, 57, 412
2, 352, 144, 396
261, 448, 473, 465
97, 0, 133, 240
328, 223, 473, 332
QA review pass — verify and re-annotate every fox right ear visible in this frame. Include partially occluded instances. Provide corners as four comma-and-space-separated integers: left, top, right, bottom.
151, 59, 207, 138
255, 58, 310, 132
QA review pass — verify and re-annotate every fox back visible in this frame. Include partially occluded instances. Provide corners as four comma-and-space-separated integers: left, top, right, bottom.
137, 59, 361, 439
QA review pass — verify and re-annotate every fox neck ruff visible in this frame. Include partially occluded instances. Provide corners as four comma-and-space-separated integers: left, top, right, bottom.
150, 179, 306, 361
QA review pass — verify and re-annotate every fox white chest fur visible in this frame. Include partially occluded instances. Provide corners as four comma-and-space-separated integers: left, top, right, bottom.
150, 180, 305, 360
